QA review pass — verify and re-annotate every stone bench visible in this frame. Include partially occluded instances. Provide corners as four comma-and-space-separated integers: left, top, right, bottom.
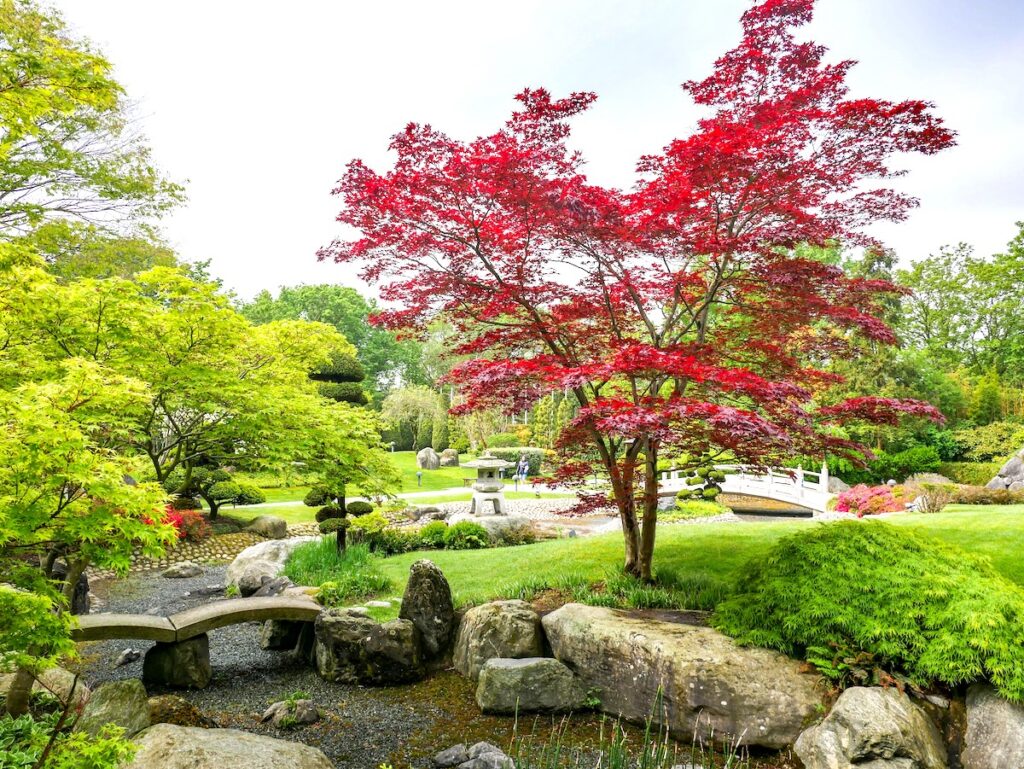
74, 596, 321, 689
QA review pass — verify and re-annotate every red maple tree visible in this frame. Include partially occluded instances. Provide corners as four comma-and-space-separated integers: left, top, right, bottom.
320, 0, 954, 578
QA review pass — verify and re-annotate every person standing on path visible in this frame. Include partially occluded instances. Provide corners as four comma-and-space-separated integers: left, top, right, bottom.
516, 454, 529, 483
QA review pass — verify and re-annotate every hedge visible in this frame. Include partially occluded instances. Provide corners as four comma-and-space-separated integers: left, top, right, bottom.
937, 461, 1002, 487
486, 447, 549, 476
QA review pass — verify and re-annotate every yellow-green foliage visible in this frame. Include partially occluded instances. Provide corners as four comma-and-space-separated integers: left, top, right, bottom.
713, 521, 1024, 701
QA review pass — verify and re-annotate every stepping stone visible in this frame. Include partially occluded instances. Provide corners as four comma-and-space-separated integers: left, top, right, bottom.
366, 600, 391, 608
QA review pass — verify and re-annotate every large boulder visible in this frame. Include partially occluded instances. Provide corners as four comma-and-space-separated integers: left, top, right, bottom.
314, 609, 424, 685
962, 684, 1024, 769
417, 447, 441, 470
400, 559, 455, 657
126, 724, 333, 768
795, 686, 947, 768
142, 635, 212, 689
440, 448, 460, 467
453, 600, 544, 681
75, 678, 150, 737
542, 603, 822, 749
244, 515, 288, 539
476, 657, 585, 714
226, 536, 316, 596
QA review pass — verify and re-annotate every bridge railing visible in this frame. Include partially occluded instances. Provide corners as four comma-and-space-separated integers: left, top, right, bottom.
659, 463, 831, 494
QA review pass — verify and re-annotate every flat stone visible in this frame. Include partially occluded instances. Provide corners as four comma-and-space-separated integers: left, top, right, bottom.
161, 561, 204, 579
476, 657, 585, 714
366, 600, 391, 608
434, 743, 469, 767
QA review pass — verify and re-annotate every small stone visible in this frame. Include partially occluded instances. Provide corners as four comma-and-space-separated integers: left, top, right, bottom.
366, 600, 391, 608
459, 754, 514, 769
115, 648, 141, 667
162, 561, 204, 579
434, 744, 469, 768
261, 699, 319, 728
251, 575, 294, 597
468, 742, 504, 759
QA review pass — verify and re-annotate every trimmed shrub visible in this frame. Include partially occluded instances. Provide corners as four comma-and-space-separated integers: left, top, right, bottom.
444, 520, 491, 550
365, 528, 419, 555
937, 461, 1003, 487
303, 486, 332, 507
346, 500, 374, 517
713, 521, 1024, 701
207, 480, 241, 503
663, 499, 729, 522
318, 518, 349, 534
949, 486, 1024, 505
417, 521, 448, 549
315, 504, 344, 523
487, 447, 548, 476
349, 510, 388, 535
318, 381, 369, 405
235, 483, 266, 505
487, 432, 520, 448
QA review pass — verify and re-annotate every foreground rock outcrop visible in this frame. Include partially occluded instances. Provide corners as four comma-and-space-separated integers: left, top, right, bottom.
962, 684, 1024, 769
314, 608, 424, 684
795, 686, 947, 769
986, 450, 1024, 491
126, 724, 333, 768
226, 536, 316, 596
542, 603, 822, 749
453, 600, 544, 680
476, 657, 585, 714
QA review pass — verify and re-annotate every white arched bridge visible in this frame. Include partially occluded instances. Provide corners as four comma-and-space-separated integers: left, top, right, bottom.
659, 464, 835, 514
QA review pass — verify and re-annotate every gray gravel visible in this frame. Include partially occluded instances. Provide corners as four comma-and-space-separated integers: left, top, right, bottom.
77, 566, 438, 768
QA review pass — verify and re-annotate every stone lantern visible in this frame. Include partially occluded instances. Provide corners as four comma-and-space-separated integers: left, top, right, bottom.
462, 454, 515, 515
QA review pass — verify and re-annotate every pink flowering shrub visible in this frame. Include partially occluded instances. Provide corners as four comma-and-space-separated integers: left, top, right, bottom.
836, 484, 905, 517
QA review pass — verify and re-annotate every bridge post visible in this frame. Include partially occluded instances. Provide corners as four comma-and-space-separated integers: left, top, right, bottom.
820, 462, 830, 492
796, 467, 804, 499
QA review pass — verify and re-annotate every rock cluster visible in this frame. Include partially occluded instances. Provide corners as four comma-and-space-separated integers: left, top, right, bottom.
986, 450, 1024, 490
433, 741, 514, 769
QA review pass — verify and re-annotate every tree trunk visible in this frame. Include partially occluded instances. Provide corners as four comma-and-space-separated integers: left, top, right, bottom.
610, 464, 642, 578
638, 440, 660, 582
4, 666, 34, 716
335, 491, 347, 554
61, 558, 88, 607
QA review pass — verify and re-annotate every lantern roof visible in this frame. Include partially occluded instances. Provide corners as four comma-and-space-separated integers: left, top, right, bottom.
462, 454, 515, 470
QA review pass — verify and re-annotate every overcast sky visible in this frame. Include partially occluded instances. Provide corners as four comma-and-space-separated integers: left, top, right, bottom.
54, 0, 1024, 300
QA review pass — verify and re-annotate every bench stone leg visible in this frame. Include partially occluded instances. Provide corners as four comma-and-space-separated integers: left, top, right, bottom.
142, 633, 212, 689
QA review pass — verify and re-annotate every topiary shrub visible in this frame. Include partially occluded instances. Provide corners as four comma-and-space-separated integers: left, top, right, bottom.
304, 486, 331, 507
417, 521, 448, 549
713, 521, 1024, 701
444, 520, 491, 550
346, 500, 374, 517
318, 518, 349, 535
235, 483, 266, 505
315, 504, 344, 523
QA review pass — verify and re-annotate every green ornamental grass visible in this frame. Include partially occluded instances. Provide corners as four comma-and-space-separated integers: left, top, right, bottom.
713, 520, 1024, 701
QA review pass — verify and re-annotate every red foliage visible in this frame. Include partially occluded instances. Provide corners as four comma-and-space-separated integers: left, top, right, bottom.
318, 0, 953, 575
836, 484, 906, 517
151, 506, 212, 543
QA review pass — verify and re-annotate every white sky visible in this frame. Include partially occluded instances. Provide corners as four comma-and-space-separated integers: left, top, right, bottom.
54, 0, 1024, 300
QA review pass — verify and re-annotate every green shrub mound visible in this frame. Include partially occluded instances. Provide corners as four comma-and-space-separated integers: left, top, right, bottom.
234, 483, 266, 505
444, 520, 491, 550
713, 521, 1024, 701
315, 504, 343, 523
418, 521, 448, 549
346, 500, 374, 516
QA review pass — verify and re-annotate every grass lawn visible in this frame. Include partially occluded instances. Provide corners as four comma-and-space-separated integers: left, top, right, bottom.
380, 450, 478, 493
370, 506, 1024, 608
